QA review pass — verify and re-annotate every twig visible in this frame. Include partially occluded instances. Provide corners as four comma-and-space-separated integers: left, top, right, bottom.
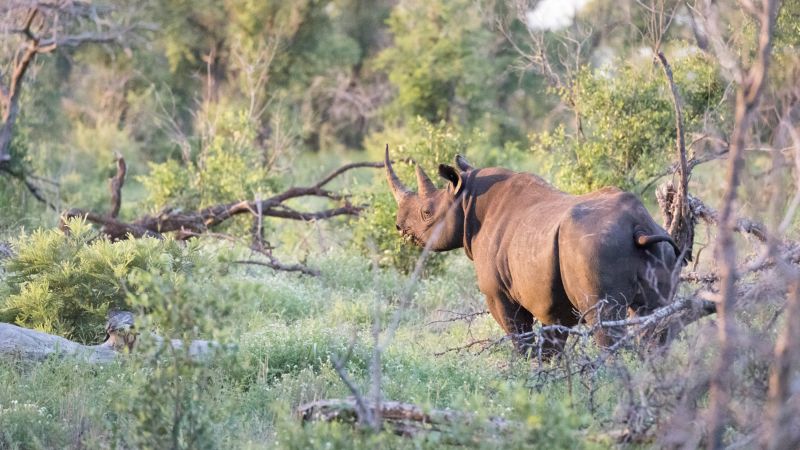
231, 259, 319, 276
707, 1, 780, 446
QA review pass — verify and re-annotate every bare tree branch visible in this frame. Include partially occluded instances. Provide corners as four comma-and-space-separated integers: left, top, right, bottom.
61, 157, 385, 241
108, 153, 125, 219
656, 50, 693, 260
0, 1, 148, 207
707, 1, 780, 447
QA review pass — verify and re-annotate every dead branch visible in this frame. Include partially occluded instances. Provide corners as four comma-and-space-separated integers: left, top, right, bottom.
656, 51, 693, 260
0, 1, 146, 206
166, 229, 318, 277
108, 154, 126, 219
762, 102, 800, 450
435, 294, 717, 358
686, 192, 768, 242
707, 1, 780, 447
61, 158, 385, 241
764, 275, 800, 450
296, 398, 511, 439
658, 185, 769, 243
426, 309, 489, 326
231, 259, 319, 277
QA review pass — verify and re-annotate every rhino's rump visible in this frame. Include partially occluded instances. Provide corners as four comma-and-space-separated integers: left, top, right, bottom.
474, 186, 670, 327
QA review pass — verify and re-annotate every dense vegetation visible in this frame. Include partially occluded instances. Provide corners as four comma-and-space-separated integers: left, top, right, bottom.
1, 0, 799, 448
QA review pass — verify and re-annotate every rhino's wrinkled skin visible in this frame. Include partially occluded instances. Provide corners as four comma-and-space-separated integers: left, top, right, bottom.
385, 146, 679, 357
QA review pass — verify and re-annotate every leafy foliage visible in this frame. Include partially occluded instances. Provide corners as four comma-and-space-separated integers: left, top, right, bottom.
0, 219, 200, 343
116, 257, 237, 450
531, 51, 725, 193
138, 108, 280, 211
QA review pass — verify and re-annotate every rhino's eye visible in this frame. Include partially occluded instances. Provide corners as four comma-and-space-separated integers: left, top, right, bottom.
421, 208, 433, 221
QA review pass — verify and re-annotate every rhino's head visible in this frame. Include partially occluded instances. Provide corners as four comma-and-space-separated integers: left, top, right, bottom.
384, 146, 473, 251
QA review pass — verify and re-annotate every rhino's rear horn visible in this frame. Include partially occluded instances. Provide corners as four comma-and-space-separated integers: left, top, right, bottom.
385, 144, 412, 203
415, 165, 437, 197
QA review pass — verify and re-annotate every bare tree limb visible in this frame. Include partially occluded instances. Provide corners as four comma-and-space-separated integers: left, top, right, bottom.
0, 1, 147, 207
61, 157, 385, 241
656, 50, 694, 260
231, 259, 319, 277
296, 398, 511, 439
707, 1, 780, 447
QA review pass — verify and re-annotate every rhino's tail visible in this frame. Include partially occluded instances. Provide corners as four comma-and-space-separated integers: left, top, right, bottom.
633, 229, 680, 257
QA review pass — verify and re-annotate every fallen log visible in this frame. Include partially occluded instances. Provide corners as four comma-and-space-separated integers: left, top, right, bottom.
296, 397, 633, 444
296, 398, 511, 438
0, 323, 118, 363
0, 312, 219, 363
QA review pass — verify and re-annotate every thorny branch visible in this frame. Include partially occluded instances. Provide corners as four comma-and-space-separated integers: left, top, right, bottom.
434, 294, 717, 359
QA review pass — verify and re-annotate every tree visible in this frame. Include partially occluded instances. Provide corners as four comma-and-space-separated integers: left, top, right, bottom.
0, 1, 143, 206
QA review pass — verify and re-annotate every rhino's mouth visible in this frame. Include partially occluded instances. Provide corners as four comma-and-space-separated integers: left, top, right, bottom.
400, 229, 424, 247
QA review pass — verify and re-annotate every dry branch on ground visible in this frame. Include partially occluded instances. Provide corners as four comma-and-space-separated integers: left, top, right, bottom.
296, 398, 512, 439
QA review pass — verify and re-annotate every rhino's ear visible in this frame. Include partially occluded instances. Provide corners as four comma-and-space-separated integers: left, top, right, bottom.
454, 154, 474, 171
438, 164, 463, 196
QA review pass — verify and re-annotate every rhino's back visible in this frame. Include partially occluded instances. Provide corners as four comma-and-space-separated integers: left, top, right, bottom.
469, 176, 669, 324
468, 171, 579, 325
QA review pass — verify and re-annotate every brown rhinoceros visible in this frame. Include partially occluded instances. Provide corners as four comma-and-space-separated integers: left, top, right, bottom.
384, 146, 679, 357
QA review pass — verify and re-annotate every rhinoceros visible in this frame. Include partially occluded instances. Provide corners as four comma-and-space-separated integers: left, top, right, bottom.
384, 146, 679, 357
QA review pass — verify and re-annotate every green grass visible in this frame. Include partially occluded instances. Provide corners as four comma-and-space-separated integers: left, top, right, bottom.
0, 215, 783, 449
0, 238, 620, 449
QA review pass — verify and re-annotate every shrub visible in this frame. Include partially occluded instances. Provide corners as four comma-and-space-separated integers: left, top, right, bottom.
0, 219, 201, 343
138, 107, 281, 213
531, 51, 725, 193
114, 247, 239, 450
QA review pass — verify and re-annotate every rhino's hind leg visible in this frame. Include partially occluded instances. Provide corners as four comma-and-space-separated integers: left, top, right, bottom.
587, 296, 628, 348
484, 293, 566, 359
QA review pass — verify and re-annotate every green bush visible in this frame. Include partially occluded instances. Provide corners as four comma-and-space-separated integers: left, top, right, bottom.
531, 51, 725, 193
138, 108, 281, 212
115, 246, 240, 450
0, 219, 201, 343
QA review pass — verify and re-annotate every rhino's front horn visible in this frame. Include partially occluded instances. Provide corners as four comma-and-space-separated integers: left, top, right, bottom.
385, 145, 412, 204
415, 165, 437, 197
